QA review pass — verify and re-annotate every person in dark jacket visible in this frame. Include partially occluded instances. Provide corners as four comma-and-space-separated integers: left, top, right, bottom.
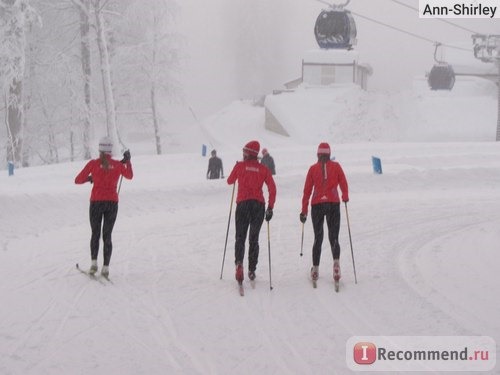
227, 140, 276, 283
207, 149, 224, 179
300, 142, 348, 284
260, 148, 276, 175
74, 136, 133, 278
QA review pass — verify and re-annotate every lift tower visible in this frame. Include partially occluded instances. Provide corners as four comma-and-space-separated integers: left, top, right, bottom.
472, 34, 500, 141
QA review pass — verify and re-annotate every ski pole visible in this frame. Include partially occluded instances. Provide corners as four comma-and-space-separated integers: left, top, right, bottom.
300, 222, 305, 257
117, 149, 130, 195
220, 183, 235, 279
267, 221, 273, 290
117, 175, 124, 195
344, 202, 358, 284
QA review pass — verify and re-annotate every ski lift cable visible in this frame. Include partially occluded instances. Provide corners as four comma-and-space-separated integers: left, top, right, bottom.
315, 0, 351, 9
389, 0, 481, 34
350, 10, 472, 52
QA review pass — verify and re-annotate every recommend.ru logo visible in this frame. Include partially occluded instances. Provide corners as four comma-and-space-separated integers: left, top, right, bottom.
346, 336, 496, 372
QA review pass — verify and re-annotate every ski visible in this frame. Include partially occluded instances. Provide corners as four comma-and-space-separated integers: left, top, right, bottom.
238, 281, 244, 296
310, 267, 318, 288
101, 274, 113, 284
249, 272, 256, 289
76, 263, 106, 284
334, 280, 339, 292
76, 262, 96, 277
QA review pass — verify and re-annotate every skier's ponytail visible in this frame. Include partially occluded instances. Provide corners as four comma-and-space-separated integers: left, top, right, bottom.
318, 154, 329, 182
98, 136, 112, 170
100, 152, 110, 170
316, 142, 331, 183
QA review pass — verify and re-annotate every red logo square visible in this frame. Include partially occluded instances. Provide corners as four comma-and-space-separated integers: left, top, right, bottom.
353, 342, 377, 365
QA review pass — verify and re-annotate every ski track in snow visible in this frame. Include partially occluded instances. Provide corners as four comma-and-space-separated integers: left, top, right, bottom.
1, 143, 499, 374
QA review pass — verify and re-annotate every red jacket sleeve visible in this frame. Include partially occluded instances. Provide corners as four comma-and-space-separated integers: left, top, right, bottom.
74, 160, 93, 184
120, 160, 133, 180
301, 166, 314, 215
337, 164, 349, 202
265, 170, 276, 209
226, 162, 240, 185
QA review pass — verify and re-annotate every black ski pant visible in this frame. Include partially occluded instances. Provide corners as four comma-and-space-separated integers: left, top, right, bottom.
234, 199, 265, 272
311, 202, 341, 266
89, 201, 118, 266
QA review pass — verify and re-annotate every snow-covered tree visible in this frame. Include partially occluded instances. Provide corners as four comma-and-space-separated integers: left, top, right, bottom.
0, 0, 38, 166
22, 0, 89, 164
1, 0, 182, 164
91, 0, 122, 151
113, 0, 182, 155
72, 0, 92, 159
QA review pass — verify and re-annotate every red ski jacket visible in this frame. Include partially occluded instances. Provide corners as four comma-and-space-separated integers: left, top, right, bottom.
75, 155, 133, 202
301, 160, 348, 215
227, 160, 276, 209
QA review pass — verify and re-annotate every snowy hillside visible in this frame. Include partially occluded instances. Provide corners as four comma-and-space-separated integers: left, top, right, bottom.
1, 81, 499, 374
263, 78, 497, 144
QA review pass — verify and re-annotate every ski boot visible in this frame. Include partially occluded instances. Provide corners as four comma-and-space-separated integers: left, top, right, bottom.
89, 259, 98, 275
248, 270, 256, 281
311, 265, 319, 288
333, 259, 341, 292
333, 259, 341, 281
235, 263, 244, 283
101, 265, 109, 278
311, 266, 319, 281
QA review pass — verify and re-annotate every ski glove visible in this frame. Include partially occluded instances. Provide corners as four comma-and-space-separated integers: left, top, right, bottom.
121, 150, 131, 164
87, 176, 93, 184
299, 213, 307, 223
265, 208, 273, 222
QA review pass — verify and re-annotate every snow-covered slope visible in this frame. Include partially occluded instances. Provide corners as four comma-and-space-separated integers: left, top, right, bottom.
1, 81, 499, 374
261, 78, 497, 144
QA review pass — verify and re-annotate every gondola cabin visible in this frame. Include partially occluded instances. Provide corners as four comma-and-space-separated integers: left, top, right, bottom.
428, 63, 456, 90
314, 9, 357, 49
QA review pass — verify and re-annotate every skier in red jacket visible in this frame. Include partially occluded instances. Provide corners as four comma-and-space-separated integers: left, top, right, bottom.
74, 137, 133, 277
227, 140, 276, 283
300, 142, 348, 285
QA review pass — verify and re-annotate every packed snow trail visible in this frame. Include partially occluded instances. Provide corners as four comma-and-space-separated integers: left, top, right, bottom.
0, 143, 499, 374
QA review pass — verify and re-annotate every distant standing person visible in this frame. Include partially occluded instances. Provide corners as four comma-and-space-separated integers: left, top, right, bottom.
227, 140, 276, 284
74, 137, 133, 278
207, 149, 224, 179
300, 142, 348, 287
260, 148, 276, 175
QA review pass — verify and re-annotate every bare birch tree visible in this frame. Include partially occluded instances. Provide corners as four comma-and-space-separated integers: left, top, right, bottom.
71, 0, 92, 159
91, 0, 124, 151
